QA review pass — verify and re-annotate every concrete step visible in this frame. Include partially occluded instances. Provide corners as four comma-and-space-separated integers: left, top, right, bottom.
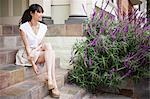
0, 74, 49, 99
0, 65, 24, 90
0, 48, 18, 65
0, 57, 61, 90
24, 57, 60, 80
0, 25, 19, 36
82, 93, 132, 99
0, 68, 69, 99
44, 84, 86, 99
0, 36, 22, 48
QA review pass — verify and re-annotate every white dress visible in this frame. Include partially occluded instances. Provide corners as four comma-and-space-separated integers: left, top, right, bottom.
15, 22, 47, 66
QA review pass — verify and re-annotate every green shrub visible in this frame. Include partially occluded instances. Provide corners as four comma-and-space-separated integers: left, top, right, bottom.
68, 2, 150, 93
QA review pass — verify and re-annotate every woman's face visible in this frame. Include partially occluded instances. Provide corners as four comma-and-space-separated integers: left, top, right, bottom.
31, 11, 43, 21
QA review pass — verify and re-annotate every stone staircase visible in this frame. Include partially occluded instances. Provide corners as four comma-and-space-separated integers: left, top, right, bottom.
0, 24, 88, 99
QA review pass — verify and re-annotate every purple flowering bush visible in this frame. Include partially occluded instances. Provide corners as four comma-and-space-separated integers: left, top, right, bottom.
68, 7, 150, 93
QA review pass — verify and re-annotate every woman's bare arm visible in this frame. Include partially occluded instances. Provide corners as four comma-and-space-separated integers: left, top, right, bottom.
20, 30, 39, 74
20, 30, 31, 57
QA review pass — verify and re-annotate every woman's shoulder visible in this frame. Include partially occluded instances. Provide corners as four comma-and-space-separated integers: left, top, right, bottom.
39, 22, 47, 30
19, 22, 29, 29
39, 22, 47, 27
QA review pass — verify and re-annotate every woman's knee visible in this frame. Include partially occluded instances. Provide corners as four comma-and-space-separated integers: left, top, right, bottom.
44, 43, 52, 50
36, 55, 45, 64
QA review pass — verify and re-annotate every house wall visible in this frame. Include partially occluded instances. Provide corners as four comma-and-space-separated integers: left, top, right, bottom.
0, 0, 146, 25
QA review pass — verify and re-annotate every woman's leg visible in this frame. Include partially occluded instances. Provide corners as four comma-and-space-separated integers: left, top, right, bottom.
36, 44, 53, 89
42, 44, 58, 91
43, 43, 54, 89
51, 50, 60, 95
41, 43, 60, 96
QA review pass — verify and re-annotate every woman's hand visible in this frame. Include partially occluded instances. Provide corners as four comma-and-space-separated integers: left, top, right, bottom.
27, 55, 34, 61
27, 55, 39, 74
32, 64, 39, 74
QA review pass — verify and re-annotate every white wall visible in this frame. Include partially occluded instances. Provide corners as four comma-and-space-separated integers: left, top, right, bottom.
13, 0, 22, 16
1, 0, 9, 17
0, 16, 21, 25
2, 0, 147, 25
0, 0, 28, 25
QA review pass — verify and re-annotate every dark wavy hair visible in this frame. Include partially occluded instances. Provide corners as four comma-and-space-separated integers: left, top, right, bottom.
19, 4, 44, 25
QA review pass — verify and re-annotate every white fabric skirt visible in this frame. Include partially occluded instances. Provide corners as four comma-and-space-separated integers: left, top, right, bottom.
15, 48, 40, 66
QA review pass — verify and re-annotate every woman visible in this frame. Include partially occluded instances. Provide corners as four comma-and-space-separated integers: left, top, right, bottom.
15, 4, 60, 97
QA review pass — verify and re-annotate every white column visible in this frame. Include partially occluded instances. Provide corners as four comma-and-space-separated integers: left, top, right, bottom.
65, 0, 87, 24
70, 0, 87, 16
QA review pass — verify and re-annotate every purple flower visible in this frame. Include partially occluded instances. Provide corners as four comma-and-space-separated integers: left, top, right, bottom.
87, 26, 92, 36
110, 28, 119, 41
99, 10, 104, 19
90, 38, 97, 46
124, 52, 134, 62
143, 25, 150, 31
104, 20, 108, 27
124, 60, 129, 68
124, 25, 128, 33
109, 68, 116, 79
82, 4, 87, 16
122, 70, 132, 79
109, 14, 114, 21
84, 48, 88, 67
99, 27, 105, 34
94, 48, 97, 55
111, 68, 115, 72
89, 57, 92, 66
92, 9, 96, 21
140, 45, 150, 50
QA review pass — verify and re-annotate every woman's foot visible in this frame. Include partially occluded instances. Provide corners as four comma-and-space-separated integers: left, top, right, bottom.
48, 82, 54, 90
51, 88, 60, 98
48, 79, 54, 90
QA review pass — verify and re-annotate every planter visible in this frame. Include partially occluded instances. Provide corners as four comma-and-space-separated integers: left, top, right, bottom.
92, 79, 134, 97
118, 79, 134, 97
133, 78, 150, 99
106, 78, 150, 99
